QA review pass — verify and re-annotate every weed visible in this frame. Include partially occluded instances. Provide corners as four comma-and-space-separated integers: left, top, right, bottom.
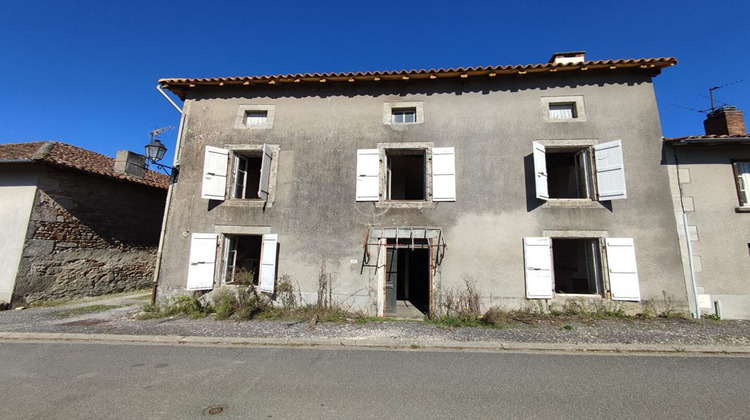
563, 324, 574, 330
410, 344, 420, 349
701, 313, 721, 321
138, 295, 213, 319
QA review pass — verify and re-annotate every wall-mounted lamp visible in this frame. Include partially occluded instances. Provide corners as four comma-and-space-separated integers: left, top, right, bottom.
144, 126, 178, 180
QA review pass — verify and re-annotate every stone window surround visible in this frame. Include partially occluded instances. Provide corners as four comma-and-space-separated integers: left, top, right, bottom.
383, 102, 424, 125
536, 138, 607, 209
234, 105, 276, 130
541, 95, 587, 123
221, 144, 281, 208
376, 141, 435, 209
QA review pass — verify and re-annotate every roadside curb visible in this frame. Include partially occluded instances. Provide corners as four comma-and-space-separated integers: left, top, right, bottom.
1, 332, 749, 355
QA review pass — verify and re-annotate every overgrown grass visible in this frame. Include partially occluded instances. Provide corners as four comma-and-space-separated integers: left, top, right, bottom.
138, 295, 214, 320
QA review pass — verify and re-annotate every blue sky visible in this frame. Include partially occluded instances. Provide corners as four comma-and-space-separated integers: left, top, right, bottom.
2, 1, 748, 164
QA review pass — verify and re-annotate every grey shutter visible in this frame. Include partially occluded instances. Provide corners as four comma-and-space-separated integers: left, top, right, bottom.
594, 140, 627, 201
201, 146, 229, 200
533, 142, 549, 200
356, 149, 380, 201
606, 238, 641, 301
258, 143, 273, 201
186, 233, 218, 290
432, 147, 456, 201
523, 237, 553, 299
259, 234, 278, 293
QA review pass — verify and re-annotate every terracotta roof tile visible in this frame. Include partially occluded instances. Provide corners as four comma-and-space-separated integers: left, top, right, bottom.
0, 141, 169, 189
663, 134, 750, 143
159, 57, 678, 99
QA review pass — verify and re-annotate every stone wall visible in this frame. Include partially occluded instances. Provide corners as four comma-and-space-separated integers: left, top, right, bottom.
12, 166, 166, 304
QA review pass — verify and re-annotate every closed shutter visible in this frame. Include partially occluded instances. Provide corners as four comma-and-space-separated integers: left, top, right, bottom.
186, 233, 218, 290
356, 149, 380, 201
259, 234, 278, 293
594, 140, 627, 201
258, 143, 273, 200
202, 146, 229, 200
523, 237, 553, 299
606, 238, 641, 301
532, 142, 549, 200
432, 147, 456, 201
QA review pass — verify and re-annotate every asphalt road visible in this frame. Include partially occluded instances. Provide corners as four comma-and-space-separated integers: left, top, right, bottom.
0, 342, 748, 420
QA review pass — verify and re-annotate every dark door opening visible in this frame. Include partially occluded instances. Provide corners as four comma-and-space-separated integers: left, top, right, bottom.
385, 240, 431, 316
552, 238, 602, 295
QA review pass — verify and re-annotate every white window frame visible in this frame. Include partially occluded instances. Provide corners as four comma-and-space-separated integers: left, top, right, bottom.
383, 102, 424, 125
733, 160, 750, 207
234, 105, 275, 130
541, 96, 586, 122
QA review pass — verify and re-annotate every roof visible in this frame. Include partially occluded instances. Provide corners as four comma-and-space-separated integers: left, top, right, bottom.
159, 56, 678, 100
0, 141, 169, 189
663, 134, 750, 145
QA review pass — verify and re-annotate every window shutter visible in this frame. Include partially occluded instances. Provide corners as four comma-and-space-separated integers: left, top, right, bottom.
594, 140, 627, 201
606, 238, 641, 301
259, 234, 278, 293
258, 143, 273, 201
523, 237, 553, 299
186, 233, 218, 290
356, 149, 380, 201
532, 142, 549, 200
432, 147, 456, 201
202, 146, 229, 200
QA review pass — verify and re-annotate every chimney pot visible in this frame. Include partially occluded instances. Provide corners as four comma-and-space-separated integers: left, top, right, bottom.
548, 51, 586, 65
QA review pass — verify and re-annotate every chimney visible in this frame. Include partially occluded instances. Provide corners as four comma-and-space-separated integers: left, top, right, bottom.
703, 106, 747, 136
114, 150, 146, 178
548, 51, 586, 65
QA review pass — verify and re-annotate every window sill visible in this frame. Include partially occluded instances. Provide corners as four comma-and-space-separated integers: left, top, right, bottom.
735, 206, 750, 213
375, 200, 436, 209
554, 293, 604, 299
221, 199, 268, 208
541, 199, 605, 209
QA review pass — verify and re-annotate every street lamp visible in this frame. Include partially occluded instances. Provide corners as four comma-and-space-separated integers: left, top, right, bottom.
144, 126, 177, 180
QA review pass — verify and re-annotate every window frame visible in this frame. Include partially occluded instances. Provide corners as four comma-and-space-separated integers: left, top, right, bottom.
732, 160, 750, 208
234, 105, 275, 130
541, 96, 586, 123
378, 142, 433, 208
383, 102, 424, 125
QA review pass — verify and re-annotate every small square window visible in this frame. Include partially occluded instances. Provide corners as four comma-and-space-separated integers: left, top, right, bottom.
392, 108, 417, 124
245, 111, 268, 126
734, 161, 750, 206
549, 103, 577, 120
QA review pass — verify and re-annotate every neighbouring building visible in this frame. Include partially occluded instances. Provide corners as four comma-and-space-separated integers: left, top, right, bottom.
664, 106, 750, 319
155, 52, 690, 317
0, 141, 169, 307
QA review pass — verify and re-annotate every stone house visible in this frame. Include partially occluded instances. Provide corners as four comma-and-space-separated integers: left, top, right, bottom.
663, 106, 750, 319
155, 52, 689, 317
0, 141, 168, 307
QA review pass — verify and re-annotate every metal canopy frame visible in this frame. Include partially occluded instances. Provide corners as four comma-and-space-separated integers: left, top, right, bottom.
361, 227, 446, 273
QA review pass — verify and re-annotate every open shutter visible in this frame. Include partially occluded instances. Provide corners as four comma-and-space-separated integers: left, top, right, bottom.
258, 143, 273, 201
532, 142, 549, 200
594, 140, 627, 201
186, 233, 218, 290
259, 234, 278, 293
432, 147, 456, 201
356, 149, 380, 201
523, 237, 553, 299
606, 238, 640, 301
202, 146, 229, 200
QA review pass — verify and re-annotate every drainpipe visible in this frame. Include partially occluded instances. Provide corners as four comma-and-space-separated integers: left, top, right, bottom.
673, 146, 701, 319
151, 84, 186, 304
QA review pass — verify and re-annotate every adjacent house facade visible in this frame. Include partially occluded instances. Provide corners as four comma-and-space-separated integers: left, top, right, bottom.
155, 52, 689, 317
664, 106, 750, 319
0, 142, 168, 306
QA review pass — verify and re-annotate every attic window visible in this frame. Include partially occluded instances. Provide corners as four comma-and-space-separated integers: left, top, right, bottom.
549, 103, 577, 120
234, 105, 275, 129
392, 108, 417, 124
245, 111, 268, 126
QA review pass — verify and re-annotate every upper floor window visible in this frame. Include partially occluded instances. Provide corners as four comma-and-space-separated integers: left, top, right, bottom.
734, 161, 750, 207
201, 144, 279, 206
391, 107, 417, 124
383, 102, 424, 125
234, 105, 275, 130
244, 111, 268, 127
548, 103, 577, 120
541, 96, 586, 122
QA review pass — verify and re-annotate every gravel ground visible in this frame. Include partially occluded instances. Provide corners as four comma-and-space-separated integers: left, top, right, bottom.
1, 292, 749, 347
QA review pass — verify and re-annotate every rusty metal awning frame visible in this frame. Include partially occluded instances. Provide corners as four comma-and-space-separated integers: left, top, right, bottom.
361, 227, 446, 272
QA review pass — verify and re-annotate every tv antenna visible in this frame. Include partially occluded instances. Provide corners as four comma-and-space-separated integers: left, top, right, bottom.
150, 126, 174, 140
708, 80, 743, 112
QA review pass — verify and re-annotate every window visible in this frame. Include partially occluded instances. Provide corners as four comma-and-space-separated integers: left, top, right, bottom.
186, 232, 278, 293
541, 96, 586, 122
548, 103, 577, 120
523, 237, 640, 301
201, 144, 278, 204
234, 105, 275, 129
734, 161, 750, 207
533, 140, 626, 202
391, 107, 417, 124
356, 144, 456, 205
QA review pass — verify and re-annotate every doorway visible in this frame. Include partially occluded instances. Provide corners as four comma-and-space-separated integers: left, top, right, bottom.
384, 239, 431, 317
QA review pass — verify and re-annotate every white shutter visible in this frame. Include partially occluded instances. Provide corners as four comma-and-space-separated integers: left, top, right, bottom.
356, 149, 380, 201
532, 142, 549, 200
258, 143, 272, 201
201, 146, 229, 200
259, 234, 278, 293
523, 237, 553, 299
594, 140, 627, 201
432, 147, 456, 202
606, 238, 640, 301
186, 233, 218, 290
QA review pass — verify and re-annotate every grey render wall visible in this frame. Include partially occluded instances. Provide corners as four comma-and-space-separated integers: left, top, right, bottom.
12, 165, 166, 305
665, 143, 750, 319
158, 71, 688, 313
